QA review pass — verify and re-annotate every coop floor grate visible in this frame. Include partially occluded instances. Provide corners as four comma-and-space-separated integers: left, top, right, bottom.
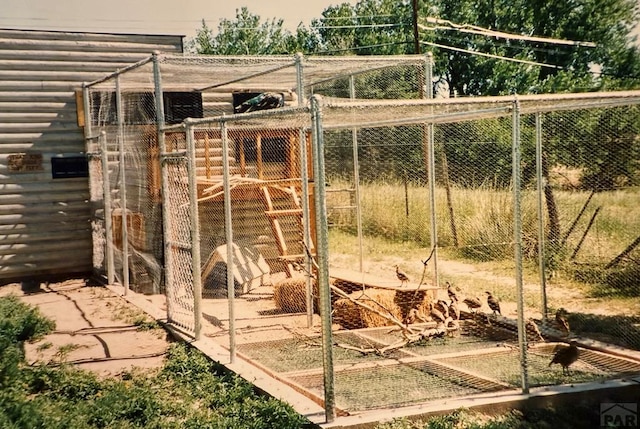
235, 327, 640, 412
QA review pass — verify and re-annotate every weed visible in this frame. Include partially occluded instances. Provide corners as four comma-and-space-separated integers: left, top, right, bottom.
53, 343, 88, 363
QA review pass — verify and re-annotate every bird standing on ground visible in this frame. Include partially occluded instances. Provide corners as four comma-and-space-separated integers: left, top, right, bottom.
394, 265, 409, 287
555, 308, 570, 334
435, 300, 450, 319
448, 300, 460, 320
549, 340, 579, 374
447, 282, 460, 304
526, 318, 545, 342
463, 296, 482, 312
429, 302, 446, 324
485, 291, 501, 316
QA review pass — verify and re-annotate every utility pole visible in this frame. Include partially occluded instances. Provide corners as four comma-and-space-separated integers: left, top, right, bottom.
412, 0, 420, 54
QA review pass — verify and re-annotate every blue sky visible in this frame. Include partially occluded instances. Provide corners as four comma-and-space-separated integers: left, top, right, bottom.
0, 0, 358, 39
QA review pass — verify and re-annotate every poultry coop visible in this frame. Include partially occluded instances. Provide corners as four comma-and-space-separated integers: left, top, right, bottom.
82, 53, 640, 424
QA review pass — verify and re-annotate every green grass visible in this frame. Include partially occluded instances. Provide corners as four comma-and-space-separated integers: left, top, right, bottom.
374, 405, 603, 429
0, 295, 310, 429
327, 182, 640, 312
327, 180, 639, 264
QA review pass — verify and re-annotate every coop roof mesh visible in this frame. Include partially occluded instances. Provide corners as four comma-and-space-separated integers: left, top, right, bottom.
85, 53, 640, 130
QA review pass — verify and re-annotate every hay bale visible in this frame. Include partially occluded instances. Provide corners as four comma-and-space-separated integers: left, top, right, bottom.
394, 289, 429, 321
273, 276, 315, 313
333, 289, 404, 329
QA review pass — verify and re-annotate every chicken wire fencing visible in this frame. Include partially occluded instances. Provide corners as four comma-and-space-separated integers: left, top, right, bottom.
83, 52, 640, 423
315, 94, 640, 416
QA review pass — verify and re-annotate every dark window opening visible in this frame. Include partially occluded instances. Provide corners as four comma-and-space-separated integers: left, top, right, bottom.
51, 156, 89, 179
238, 137, 287, 163
164, 92, 203, 124
90, 91, 203, 125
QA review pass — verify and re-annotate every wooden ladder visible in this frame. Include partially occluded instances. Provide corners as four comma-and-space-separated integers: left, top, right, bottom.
261, 184, 311, 277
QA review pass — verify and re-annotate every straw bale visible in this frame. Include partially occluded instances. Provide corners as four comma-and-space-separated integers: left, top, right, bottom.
334, 289, 404, 329
273, 276, 315, 313
394, 289, 429, 321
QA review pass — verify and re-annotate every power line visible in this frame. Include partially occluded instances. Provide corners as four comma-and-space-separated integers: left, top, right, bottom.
420, 40, 563, 69
419, 18, 597, 48
312, 41, 410, 55
310, 23, 407, 30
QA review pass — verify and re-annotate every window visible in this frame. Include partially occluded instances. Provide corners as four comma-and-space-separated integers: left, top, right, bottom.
89, 91, 203, 125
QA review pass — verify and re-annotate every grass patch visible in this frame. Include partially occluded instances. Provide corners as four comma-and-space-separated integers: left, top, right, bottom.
0, 295, 310, 429
375, 405, 602, 428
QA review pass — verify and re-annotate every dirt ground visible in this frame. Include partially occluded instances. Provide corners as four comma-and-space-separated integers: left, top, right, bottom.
0, 278, 173, 378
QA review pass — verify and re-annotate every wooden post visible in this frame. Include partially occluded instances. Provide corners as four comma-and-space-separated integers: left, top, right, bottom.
256, 133, 263, 179
571, 207, 601, 260
606, 234, 640, 269
204, 130, 211, 179
561, 190, 595, 246
441, 149, 459, 247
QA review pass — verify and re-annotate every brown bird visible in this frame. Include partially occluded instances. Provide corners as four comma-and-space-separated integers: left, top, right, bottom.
485, 291, 501, 316
526, 318, 545, 342
463, 296, 482, 312
394, 265, 409, 287
447, 282, 460, 304
429, 302, 446, 324
549, 340, 579, 374
555, 308, 570, 334
448, 300, 460, 320
435, 300, 450, 319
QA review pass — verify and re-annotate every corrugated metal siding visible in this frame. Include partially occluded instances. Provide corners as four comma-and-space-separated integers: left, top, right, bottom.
0, 29, 183, 282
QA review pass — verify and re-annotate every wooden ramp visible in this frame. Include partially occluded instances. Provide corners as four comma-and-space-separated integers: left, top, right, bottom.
329, 267, 439, 293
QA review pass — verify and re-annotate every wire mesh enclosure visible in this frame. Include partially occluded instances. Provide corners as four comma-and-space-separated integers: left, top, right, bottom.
83, 53, 640, 423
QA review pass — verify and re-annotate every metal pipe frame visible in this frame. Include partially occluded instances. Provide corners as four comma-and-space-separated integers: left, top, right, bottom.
85, 55, 154, 88
535, 112, 548, 319
512, 97, 530, 393
311, 95, 336, 423
425, 53, 439, 289
295, 53, 316, 327
349, 75, 365, 275
221, 119, 237, 363
99, 131, 115, 285
115, 75, 129, 294
153, 52, 175, 323
186, 121, 203, 340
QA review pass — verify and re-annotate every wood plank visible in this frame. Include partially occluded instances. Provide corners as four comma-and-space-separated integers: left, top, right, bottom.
330, 267, 439, 292
75, 90, 85, 127
264, 208, 303, 217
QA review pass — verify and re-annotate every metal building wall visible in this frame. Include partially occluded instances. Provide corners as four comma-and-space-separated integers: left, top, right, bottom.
0, 29, 183, 282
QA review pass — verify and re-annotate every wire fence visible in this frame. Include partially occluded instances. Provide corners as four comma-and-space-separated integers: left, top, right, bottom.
83, 53, 640, 423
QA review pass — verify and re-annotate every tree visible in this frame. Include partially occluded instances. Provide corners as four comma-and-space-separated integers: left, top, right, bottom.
190, 7, 299, 55
424, 0, 640, 96
310, 0, 414, 55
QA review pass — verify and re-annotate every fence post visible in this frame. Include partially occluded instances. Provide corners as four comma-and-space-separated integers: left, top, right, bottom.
425, 52, 439, 288
512, 97, 530, 393
153, 52, 172, 319
221, 118, 236, 363
311, 95, 336, 423
115, 74, 129, 294
99, 131, 115, 285
186, 120, 203, 340
296, 53, 315, 327
349, 75, 365, 274
535, 112, 548, 318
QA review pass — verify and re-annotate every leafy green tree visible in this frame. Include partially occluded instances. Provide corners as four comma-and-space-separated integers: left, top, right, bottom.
310, 0, 414, 55
191, 7, 299, 55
